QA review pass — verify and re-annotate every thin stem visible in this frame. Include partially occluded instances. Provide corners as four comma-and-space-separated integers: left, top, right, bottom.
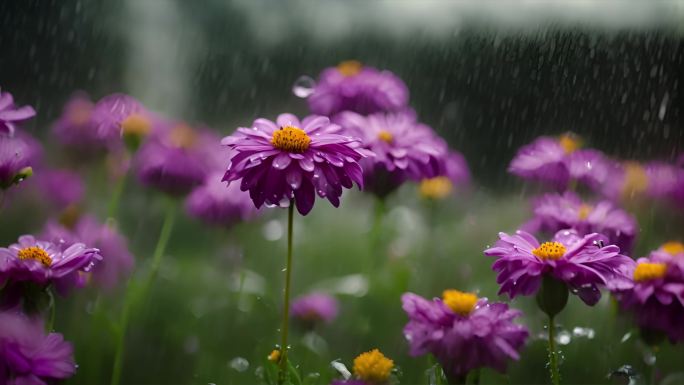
278, 202, 295, 384
368, 197, 386, 270
548, 315, 560, 385
110, 200, 177, 385
46, 288, 55, 332
0, 189, 6, 212
107, 173, 128, 220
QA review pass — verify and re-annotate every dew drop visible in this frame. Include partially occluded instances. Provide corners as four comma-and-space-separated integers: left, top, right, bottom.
228, 357, 250, 372
292, 75, 316, 98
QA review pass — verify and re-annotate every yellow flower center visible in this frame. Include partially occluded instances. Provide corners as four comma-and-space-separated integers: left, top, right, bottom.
532, 242, 566, 260
558, 133, 581, 154
271, 126, 311, 153
69, 106, 91, 125
578, 204, 593, 220
121, 114, 151, 137
337, 60, 363, 77
353, 349, 393, 383
442, 290, 478, 316
267, 349, 281, 363
633, 262, 667, 282
377, 130, 393, 143
169, 124, 198, 149
419, 177, 453, 200
661, 241, 684, 255
622, 162, 649, 199
17, 246, 52, 267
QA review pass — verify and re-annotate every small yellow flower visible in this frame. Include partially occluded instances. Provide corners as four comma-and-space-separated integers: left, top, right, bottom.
558, 133, 581, 154
419, 177, 453, 200
661, 241, 684, 256
442, 290, 478, 316
267, 349, 281, 363
353, 349, 393, 383
634, 262, 667, 282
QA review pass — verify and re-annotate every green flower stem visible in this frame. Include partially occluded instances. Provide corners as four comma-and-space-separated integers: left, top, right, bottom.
548, 315, 560, 385
278, 202, 295, 385
107, 173, 128, 220
110, 199, 177, 385
46, 288, 55, 332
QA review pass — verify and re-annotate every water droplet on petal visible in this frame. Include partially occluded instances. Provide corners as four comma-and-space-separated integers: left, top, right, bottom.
292, 75, 316, 98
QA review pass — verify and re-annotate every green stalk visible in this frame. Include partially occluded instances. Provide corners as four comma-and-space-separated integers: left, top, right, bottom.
548, 315, 560, 385
278, 203, 295, 384
110, 200, 177, 385
107, 174, 128, 220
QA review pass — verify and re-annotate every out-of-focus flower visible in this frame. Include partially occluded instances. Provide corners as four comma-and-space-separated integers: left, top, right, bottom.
222, 113, 369, 215
32, 169, 85, 210
613, 246, 684, 343
135, 123, 218, 195
352, 349, 394, 384
0, 235, 101, 291
336, 111, 443, 198
185, 171, 258, 227
290, 292, 339, 325
42, 215, 134, 292
0, 311, 76, 384
308, 61, 409, 117
90, 93, 151, 149
484, 229, 635, 306
51, 92, 99, 150
419, 151, 471, 200
525, 192, 637, 252
508, 134, 608, 190
0, 134, 34, 190
402, 291, 528, 382
0, 90, 36, 136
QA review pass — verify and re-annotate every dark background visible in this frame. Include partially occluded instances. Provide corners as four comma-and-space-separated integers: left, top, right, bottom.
1, 0, 683, 189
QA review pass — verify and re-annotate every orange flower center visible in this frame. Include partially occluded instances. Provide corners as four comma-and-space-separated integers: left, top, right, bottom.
271, 126, 311, 153
578, 204, 593, 220
532, 242, 566, 260
442, 290, 478, 316
661, 241, 684, 255
121, 114, 151, 137
622, 162, 649, 198
17, 246, 52, 267
377, 130, 393, 143
169, 124, 198, 149
558, 133, 581, 154
337, 60, 363, 77
633, 262, 667, 282
419, 177, 453, 200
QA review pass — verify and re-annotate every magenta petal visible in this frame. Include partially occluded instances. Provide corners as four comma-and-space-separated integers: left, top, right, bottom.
272, 152, 292, 170
299, 156, 315, 172
286, 168, 302, 189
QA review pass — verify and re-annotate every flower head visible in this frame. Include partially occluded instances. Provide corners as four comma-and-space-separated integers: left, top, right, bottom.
525, 192, 637, 252
0, 311, 76, 383
402, 291, 528, 381
222, 113, 369, 215
90, 93, 151, 149
0, 235, 101, 290
290, 292, 339, 324
613, 248, 684, 342
42, 215, 134, 291
0, 90, 35, 136
484, 229, 635, 306
335, 111, 443, 198
51, 92, 102, 151
353, 349, 394, 384
186, 171, 258, 227
308, 62, 409, 116
508, 135, 608, 190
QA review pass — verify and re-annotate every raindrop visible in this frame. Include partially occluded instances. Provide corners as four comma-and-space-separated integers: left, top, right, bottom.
262, 220, 284, 241
292, 75, 316, 98
556, 330, 572, 345
621, 331, 633, 343
608, 365, 638, 385
572, 327, 595, 339
331, 360, 352, 380
229, 357, 250, 372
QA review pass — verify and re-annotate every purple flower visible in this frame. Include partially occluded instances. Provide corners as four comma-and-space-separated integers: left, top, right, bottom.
508, 135, 608, 190
0, 311, 76, 384
0, 135, 34, 190
51, 92, 100, 150
90, 93, 151, 149
0, 90, 36, 136
525, 192, 637, 253
185, 171, 258, 227
32, 169, 85, 210
484, 229, 635, 306
222, 113, 369, 215
308, 61, 409, 117
0, 235, 101, 290
613, 248, 684, 342
42, 216, 134, 292
335, 111, 443, 198
134, 123, 218, 195
402, 291, 528, 381
290, 292, 339, 324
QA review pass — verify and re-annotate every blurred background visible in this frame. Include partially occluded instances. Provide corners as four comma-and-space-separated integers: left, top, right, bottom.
1, 1, 684, 384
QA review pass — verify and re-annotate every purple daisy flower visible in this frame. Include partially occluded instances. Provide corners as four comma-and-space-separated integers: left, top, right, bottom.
290, 292, 339, 325
613, 249, 684, 342
484, 229, 635, 306
0, 235, 101, 291
42, 215, 134, 292
525, 192, 637, 253
185, 171, 258, 227
335, 110, 443, 198
222, 113, 369, 215
31, 168, 85, 210
598, 161, 677, 204
90, 93, 151, 149
51, 92, 101, 150
134, 123, 218, 195
402, 291, 528, 382
508, 135, 608, 190
308, 61, 409, 117
0, 311, 76, 384
0, 90, 36, 136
